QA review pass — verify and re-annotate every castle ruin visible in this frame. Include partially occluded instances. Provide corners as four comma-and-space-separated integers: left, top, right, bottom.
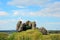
16, 21, 36, 32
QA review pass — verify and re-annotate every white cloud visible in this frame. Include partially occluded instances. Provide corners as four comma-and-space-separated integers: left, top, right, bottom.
16, 6, 26, 8
11, 1, 60, 17
0, 20, 8, 25
0, 18, 25, 26
0, 20, 17, 30
29, 2, 60, 17
12, 10, 28, 16
7, 0, 50, 6
0, 11, 8, 16
13, 11, 19, 15
0, 19, 18, 27
45, 22, 60, 25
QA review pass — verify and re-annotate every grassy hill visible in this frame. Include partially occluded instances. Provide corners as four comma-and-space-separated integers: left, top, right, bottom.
0, 29, 60, 40
8, 29, 42, 40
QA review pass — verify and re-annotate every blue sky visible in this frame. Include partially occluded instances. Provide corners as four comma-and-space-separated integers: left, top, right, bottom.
0, 0, 60, 30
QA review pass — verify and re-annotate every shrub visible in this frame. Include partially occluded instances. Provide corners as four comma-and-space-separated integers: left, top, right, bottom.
8, 29, 42, 40
0, 32, 8, 40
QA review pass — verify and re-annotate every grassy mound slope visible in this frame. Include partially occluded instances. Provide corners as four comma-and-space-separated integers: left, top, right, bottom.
8, 29, 42, 40
0, 32, 8, 40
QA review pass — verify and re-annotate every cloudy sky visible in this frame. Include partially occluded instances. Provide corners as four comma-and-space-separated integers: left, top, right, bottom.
0, 0, 60, 30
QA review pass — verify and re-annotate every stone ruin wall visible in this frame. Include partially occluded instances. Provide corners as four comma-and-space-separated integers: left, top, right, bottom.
16, 21, 36, 32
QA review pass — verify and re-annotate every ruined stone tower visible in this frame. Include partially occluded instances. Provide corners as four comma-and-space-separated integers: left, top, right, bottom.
16, 21, 23, 32
25, 21, 31, 27
31, 21, 36, 29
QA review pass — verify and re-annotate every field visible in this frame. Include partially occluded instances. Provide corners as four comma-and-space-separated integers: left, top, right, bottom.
0, 29, 60, 40
42, 34, 60, 40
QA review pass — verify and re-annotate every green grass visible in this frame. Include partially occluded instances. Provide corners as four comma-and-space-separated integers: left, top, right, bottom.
0, 32, 8, 40
42, 35, 51, 40
42, 34, 60, 40
0, 30, 60, 40
8, 29, 42, 40
50, 34, 60, 40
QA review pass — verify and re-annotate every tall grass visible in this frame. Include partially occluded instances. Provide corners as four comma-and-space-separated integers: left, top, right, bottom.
42, 35, 51, 40
0, 30, 60, 40
8, 29, 42, 40
50, 34, 60, 40
0, 32, 8, 40
42, 34, 60, 40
